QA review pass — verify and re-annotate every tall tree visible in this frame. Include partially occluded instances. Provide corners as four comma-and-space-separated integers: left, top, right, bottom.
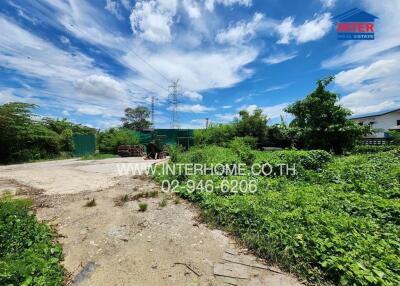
235, 108, 268, 147
121, 106, 151, 131
285, 76, 370, 153
0, 103, 35, 163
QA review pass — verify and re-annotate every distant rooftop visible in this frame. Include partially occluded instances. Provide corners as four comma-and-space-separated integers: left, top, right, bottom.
350, 108, 400, 119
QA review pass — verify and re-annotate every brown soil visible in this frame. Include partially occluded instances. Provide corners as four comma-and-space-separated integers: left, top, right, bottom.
0, 158, 303, 286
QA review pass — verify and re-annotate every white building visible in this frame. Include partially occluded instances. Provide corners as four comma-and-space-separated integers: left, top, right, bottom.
351, 108, 400, 138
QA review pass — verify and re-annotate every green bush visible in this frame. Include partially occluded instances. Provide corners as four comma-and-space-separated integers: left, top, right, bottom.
350, 145, 399, 154
97, 128, 139, 154
154, 146, 399, 285
0, 196, 64, 285
194, 124, 237, 147
0, 103, 95, 164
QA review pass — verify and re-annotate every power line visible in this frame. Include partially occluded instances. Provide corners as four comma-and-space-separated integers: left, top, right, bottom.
127, 49, 171, 83
168, 79, 181, 129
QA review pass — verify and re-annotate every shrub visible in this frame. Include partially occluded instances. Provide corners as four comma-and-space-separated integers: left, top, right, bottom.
0, 196, 64, 285
138, 203, 148, 212
235, 109, 268, 147
350, 145, 399, 154
194, 124, 237, 146
97, 128, 139, 154
285, 77, 371, 153
153, 146, 399, 285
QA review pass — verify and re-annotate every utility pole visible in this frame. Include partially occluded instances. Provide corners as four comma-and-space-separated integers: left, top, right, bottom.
168, 80, 180, 129
151, 95, 155, 128
205, 118, 209, 129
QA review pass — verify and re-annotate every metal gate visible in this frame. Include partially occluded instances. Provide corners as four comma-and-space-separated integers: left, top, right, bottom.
72, 134, 96, 156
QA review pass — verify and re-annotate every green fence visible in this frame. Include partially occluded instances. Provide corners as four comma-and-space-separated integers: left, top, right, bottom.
73, 134, 96, 156
133, 129, 194, 150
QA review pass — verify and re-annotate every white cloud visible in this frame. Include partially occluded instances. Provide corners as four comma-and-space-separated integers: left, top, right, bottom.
0, 0, 265, 127
75, 75, 126, 99
130, 0, 177, 43
324, 1, 400, 115
276, 13, 332, 44
262, 52, 297, 65
0, 89, 21, 104
172, 104, 215, 113
335, 59, 397, 87
122, 46, 257, 92
322, 1, 400, 68
59, 36, 70, 45
76, 105, 107, 116
205, 0, 252, 12
0, 15, 146, 121
336, 55, 400, 114
0, 16, 98, 82
183, 0, 201, 19
222, 105, 232, 109
121, 0, 131, 9
183, 91, 203, 101
238, 103, 289, 120
215, 113, 238, 122
321, 0, 336, 8
105, 0, 124, 20
215, 13, 264, 45
264, 83, 291, 92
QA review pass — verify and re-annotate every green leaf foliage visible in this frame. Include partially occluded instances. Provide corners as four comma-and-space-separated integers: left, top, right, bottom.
97, 128, 139, 154
285, 77, 371, 153
0, 196, 64, 285
154, 145, 400, 285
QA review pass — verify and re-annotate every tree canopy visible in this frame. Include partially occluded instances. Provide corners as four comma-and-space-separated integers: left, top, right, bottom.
121, 106, 151, 131
285, 76, 370, 153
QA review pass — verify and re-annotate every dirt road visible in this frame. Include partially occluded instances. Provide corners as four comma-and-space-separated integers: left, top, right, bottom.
0, 158, 302, 286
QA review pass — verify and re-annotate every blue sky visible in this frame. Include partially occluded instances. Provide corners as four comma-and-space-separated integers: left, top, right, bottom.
0, 0, 399, 129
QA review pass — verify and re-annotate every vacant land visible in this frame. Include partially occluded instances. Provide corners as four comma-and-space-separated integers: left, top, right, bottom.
0, 157, 301, 286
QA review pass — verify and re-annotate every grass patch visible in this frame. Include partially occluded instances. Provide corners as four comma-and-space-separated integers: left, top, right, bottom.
114, 191, 159, 207
0, 194, 64, 285
80, 153, 119, 160
154, 146, 400, 285
173, 197, 181, 204
138, 203, 148, 212
159, 197, 167, 207
114, 194, 129, 207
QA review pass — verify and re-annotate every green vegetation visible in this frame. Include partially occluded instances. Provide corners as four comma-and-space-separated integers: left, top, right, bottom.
285, 77, 371, 153
159, 197, 167, 207
97, 128, 139, 154
0, 102, 95, 164
194, 77, 371, 154
138, 203, 148, 212
81, 153, 119, 160
154, 145, 400, 285
0, 195, 64, 285
121, 106, 151, 131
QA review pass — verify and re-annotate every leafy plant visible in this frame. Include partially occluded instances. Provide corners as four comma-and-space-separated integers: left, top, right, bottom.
285, 76, 371, 153
0, 196, 64, 285
97, 128, 139, 154
138, 203, 148, 212
159, 197, 167, 207
153, 145, 400, 285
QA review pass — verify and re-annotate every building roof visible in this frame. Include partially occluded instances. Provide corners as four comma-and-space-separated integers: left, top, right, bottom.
350, 108, 400, 120
333, 8, 378, 22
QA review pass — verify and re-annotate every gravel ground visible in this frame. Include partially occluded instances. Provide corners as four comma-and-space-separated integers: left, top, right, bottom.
0, 157, 302, 286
